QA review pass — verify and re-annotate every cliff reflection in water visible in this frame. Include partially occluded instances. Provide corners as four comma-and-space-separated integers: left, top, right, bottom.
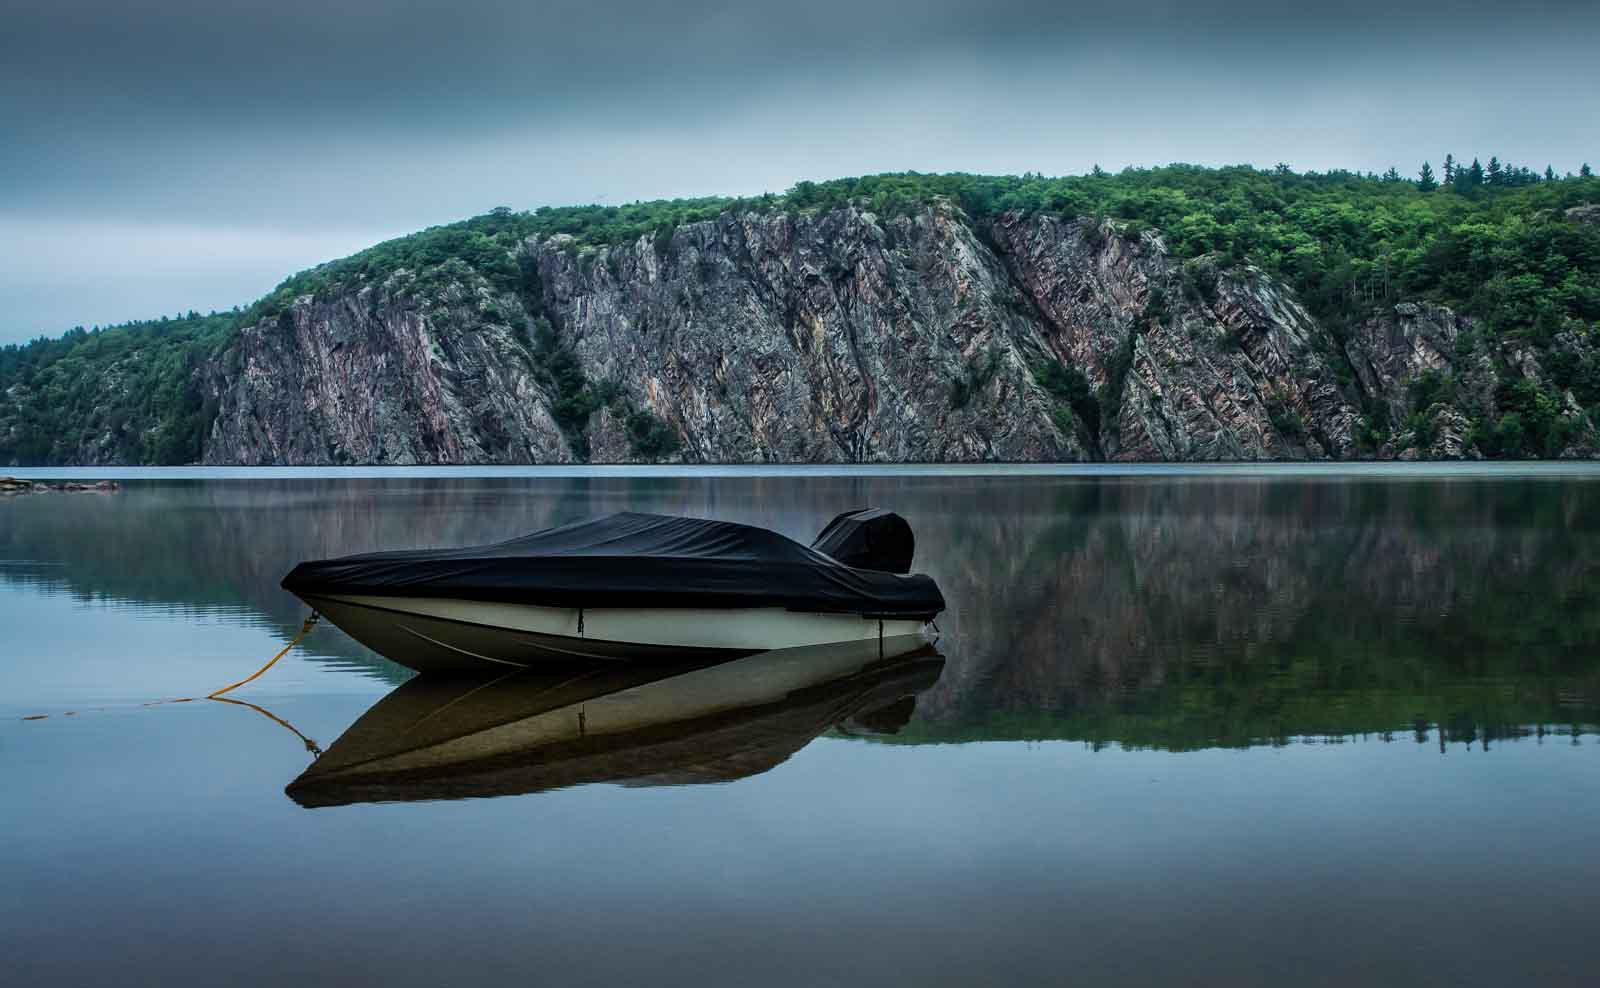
287, 637, 943, 806
2, 471, 1597, 752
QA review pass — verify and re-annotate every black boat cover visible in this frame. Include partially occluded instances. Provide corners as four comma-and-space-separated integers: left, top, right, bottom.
810, 508, 915, 574
283, 511, 945, 619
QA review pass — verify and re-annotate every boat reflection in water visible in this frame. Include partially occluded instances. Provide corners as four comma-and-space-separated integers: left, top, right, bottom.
286, 635, 944, 807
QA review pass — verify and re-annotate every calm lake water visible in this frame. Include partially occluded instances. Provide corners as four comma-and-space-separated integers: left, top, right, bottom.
5, 467, 1600, 986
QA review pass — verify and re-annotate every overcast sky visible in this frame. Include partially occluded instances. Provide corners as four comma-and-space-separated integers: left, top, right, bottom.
3, 0, 1596, 344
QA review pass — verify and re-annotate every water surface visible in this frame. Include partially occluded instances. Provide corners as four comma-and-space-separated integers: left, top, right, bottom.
4, 468, 1599, 985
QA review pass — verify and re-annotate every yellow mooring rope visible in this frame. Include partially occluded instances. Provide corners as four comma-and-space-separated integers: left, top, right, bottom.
209, 695, 324, 755
207, 612, 320, 699
20, 613, 323, 744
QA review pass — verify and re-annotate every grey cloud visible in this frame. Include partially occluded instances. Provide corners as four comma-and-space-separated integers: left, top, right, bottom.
3, 0, 1597, 341
7, 2, 1592, 135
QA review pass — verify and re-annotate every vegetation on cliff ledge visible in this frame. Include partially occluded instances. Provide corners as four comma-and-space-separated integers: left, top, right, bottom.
2, 161, 1597, 464
239, 159, 1599, 346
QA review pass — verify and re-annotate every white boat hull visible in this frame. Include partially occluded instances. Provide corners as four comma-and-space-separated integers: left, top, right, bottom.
298, 592, 931, 674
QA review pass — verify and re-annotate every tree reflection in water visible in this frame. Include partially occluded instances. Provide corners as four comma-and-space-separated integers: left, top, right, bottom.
3, 470, 1596, 754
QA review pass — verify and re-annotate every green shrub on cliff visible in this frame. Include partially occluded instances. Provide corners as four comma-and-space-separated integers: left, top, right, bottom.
1031, 359, 1101, 441
523, 315, 619, 459
624, 407, 680, 460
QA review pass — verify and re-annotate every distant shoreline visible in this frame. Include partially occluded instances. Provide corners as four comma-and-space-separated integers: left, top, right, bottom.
6, 462, 1600, 481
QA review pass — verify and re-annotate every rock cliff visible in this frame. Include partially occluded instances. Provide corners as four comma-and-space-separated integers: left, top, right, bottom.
204, 288, 572, 465
192, 201, 1599, 463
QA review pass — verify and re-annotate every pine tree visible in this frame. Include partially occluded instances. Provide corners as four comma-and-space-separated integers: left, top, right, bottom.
1546, 165, 1557, 181
1418, 161, 1438, 192
1443, 154, 1456, 185
1487, 156, 1503, 185
1383, 166, 1401, 182
1584, 163, 1594, 178
1466, 158, 1485, 188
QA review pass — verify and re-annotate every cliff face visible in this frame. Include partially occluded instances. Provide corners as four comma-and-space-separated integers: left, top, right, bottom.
989, 214, 1359, 459
203, 287, 572, 465
196, 202, 1598, 463
526, 205, 1081, 463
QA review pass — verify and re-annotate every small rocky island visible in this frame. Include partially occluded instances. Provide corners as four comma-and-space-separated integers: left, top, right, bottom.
0, 476, 119, 495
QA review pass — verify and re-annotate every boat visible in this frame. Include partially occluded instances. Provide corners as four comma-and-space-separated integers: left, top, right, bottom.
281, 508, 945, 674
285, 636, 945, 806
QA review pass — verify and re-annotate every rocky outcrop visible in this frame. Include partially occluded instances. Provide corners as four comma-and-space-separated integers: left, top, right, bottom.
202, 285, 572, 465
193, 202, 1596, 463
989, 216, 1358, 459
1345, 302, 1462, 428
1388, 406, 1480, 460
1567, 203, 1600, 226
1346, 301, 1599, 458
0, 476, 119, 495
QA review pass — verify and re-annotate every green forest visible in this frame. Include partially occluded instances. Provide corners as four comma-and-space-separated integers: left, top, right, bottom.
2, 159, 1598, 464
0, 311, 235, 464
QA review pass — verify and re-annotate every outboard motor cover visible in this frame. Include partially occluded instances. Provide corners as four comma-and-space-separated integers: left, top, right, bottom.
811, 508, 915, 574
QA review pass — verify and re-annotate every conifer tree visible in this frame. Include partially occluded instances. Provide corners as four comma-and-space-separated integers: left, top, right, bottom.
1584, 163, 1594, 178
1545, 165, 1557, 181
1487, 156, 1503, 185
1417, 161, 1437, 191
1466, 158, 1485, 189
1443, 154, 1456, 185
